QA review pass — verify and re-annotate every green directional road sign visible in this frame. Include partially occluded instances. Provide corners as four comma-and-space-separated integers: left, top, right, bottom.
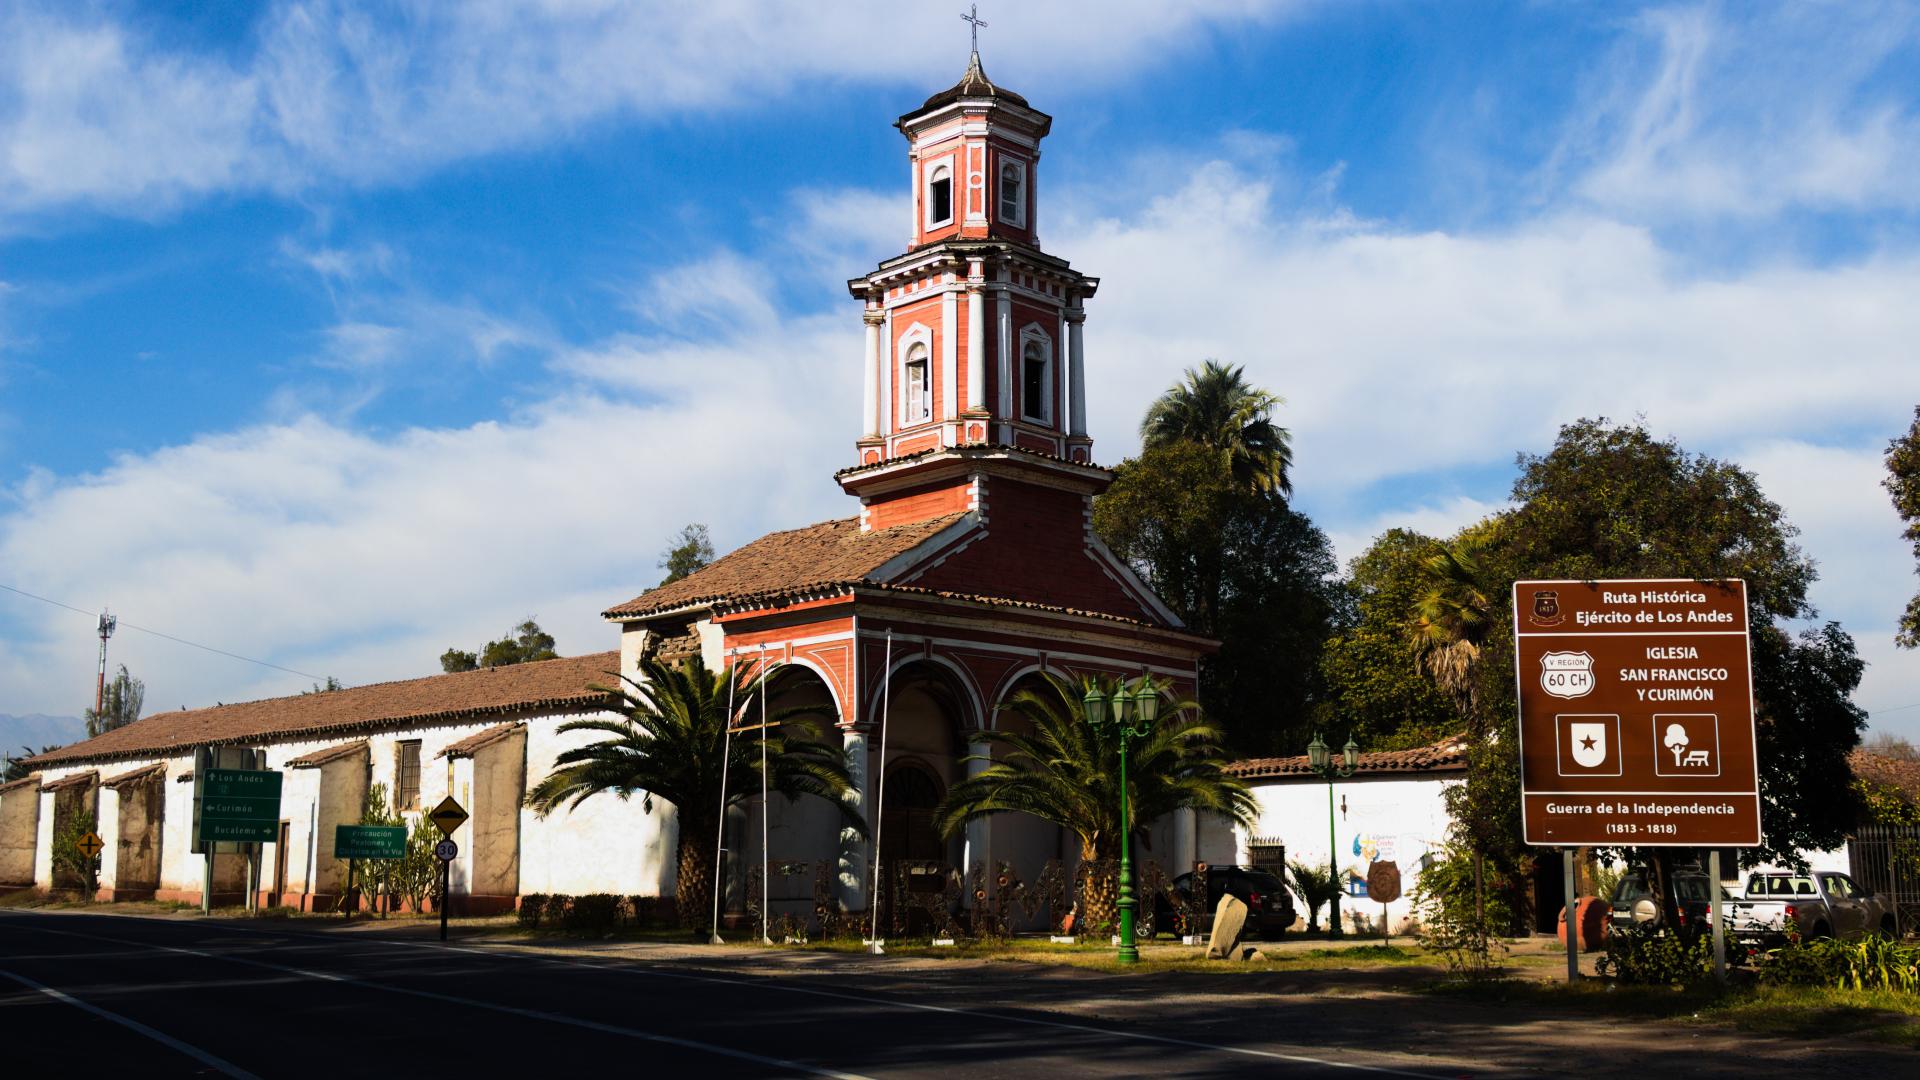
193, 766, 283, 847
334, 824, 408, 860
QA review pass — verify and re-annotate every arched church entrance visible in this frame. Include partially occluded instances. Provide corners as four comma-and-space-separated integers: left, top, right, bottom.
879, 758, 945, 863
737, 662, 845, 923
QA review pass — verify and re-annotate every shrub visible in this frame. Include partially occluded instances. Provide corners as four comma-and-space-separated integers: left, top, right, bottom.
567, 894, 622, 935
518, 894, 549, 928
1413, 840, 1510, 977
1595, 924, 1713, 986
1759, 936, 1920, 993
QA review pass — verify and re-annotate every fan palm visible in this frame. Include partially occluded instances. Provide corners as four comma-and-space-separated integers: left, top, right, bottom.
1141, 360, 1293, 498
526, 656, 865, 930
933, 674, 1256, 932
1287, 859, 1341, 933
1409, 525, 1500, 733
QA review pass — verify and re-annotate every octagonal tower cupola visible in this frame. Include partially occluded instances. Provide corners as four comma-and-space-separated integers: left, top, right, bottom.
898, 49, 1052, 251
843, 45, 1104, 530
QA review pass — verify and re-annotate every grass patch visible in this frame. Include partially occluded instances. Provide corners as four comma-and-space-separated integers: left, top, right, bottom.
1427, 975, 1920, 1047
722, 936, 1445, 975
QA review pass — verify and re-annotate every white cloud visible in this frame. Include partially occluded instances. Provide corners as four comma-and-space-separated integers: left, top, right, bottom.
1556, 3, 1920, 218
1321, 495, 1514, 573
0, 253, 859, 717
0, 0, 1309, 218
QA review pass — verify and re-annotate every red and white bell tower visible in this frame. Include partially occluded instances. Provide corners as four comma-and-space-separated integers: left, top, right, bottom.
846, 47, 1099, 475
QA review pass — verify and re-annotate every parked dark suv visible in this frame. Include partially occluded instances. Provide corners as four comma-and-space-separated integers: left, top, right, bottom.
1608, 871, 1714, 933
1154, 865, 1296, 939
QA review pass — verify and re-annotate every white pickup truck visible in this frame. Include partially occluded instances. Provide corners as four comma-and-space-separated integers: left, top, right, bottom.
1728, 870, 1896, 942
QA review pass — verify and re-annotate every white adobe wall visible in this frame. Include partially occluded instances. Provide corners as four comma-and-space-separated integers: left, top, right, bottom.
1213, 773, 1459, 933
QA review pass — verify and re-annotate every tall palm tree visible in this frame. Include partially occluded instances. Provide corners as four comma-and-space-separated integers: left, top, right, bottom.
1409, 522, 1506, 732
933, 674, 1256, 932
1141, 360, 1294, 498
526, 656, 864, 930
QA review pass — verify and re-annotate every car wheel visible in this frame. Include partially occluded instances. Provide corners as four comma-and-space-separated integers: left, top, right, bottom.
1880, 916, 1898, 939
1811, 921, 1833, 940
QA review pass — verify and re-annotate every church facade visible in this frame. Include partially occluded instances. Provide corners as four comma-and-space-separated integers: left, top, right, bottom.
1, 55, 1219, 918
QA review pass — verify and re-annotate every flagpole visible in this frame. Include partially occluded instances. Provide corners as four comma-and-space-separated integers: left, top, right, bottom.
760, 643, 772, 946
709, 648, 738, 945
867, 629, 894, 954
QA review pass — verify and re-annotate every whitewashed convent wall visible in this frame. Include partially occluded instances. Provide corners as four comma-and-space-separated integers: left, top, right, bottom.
1196, 774, 1460, 932
26, 706, 680, 902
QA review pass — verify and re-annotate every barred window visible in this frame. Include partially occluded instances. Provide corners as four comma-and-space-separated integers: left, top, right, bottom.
396, 740, 422, 810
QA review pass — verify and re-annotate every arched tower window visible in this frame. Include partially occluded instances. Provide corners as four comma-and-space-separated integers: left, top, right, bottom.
999, 161, 1025, 226
904, 342, 932, 424
1021, 339, 1049, 422
927, 164, 953, 227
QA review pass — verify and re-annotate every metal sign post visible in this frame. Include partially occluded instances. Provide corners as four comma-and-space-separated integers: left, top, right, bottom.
1563, 851, 1579, 983
1709, 849, 1727, 984
435, 838, 458, 942
1513, 579, 1762, 984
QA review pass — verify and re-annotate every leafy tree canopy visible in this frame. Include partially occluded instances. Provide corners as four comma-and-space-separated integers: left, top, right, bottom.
85, 665, 143, 738
1887, 406, 1920, 648
1316, 529, 1467, 750
441, 617, 559, 673
659, 523, 716, 587
1094, 440, 1344, 756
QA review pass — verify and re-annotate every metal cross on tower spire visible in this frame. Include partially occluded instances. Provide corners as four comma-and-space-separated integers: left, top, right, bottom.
960, 4, 987, 56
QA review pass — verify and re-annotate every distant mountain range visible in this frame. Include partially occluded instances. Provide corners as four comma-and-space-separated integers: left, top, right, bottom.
0, 713, 86, 757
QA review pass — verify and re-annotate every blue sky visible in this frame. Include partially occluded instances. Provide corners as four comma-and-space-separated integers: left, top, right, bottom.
2, 1, 1918, 739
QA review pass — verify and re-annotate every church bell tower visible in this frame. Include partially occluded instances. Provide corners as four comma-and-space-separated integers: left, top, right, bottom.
844, 46, 1100, 491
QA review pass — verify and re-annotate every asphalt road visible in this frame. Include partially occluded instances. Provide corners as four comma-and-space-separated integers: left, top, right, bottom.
0, 911, 1451, 1078
0, 912, 1908, 1078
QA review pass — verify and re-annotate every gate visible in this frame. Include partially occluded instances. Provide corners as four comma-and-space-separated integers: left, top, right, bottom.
1849, 825, 1920, 936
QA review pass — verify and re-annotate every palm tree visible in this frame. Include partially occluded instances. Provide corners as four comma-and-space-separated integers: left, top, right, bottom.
1408, 526, 1499, 733
933, 674, 1256, 933
1287, 859, 1341, 933
1141, 360, 1294, 498
526, 656, 865, 930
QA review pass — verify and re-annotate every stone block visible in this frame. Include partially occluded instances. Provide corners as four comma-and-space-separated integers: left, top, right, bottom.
1205, 893, 1248, 959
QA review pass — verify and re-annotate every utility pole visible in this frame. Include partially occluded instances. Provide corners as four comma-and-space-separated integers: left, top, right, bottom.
95, 610, 117, 717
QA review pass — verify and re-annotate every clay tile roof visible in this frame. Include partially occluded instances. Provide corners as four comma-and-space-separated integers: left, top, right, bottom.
42, 771, 99, 792
913, 51, 1031, 113
0, 776, 40, 795
602, 514, 969, 621
23, 651, 620, 769
1227, 736, 1472, 781
103, 763, 166, 788
440, 723, 525, 760
287, 741, 371, 769
1852, 749, 1920, 800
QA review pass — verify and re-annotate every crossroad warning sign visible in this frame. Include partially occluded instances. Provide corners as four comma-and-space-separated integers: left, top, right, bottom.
429, 796, 469, 838
76, 832, 105, 860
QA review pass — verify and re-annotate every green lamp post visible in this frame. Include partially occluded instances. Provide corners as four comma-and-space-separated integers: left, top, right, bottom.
1084, 677, 1159, 964
1307, 732, 1359, 937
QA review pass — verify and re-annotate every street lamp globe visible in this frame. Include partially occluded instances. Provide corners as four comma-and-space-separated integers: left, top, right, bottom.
1342, 737, 1360, 772
1307, 732, 1329, 771
1083, 684, 1109, 728
1133, 679, 1158, 726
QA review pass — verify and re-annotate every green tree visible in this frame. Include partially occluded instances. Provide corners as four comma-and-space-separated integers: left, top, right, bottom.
1887, 406, 1920, 648
1094, 441, 1344, 755
1141, 360, 1294, 498
933, 674, 1255, 932
84, 665, 143, 738
1315, 530, 1465, 749
441, 617, 559, 673
51, 808, 100, 897
1404, 420, 1865, 927
303, 676, 343, 694
526, 656, 864, 930
660, 523, 716, 586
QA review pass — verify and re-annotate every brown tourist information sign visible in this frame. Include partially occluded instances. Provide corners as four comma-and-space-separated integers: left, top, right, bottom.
1513, 579, 1762, 847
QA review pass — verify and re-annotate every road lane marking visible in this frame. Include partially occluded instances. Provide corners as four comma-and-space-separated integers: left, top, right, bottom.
21, 913, 1458, 1078
4, 919, 873, 1080
0, 966, 261, 1079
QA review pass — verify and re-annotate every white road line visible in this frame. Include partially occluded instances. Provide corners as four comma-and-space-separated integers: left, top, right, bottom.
7, 920, 872, 1080
42, 913, 1458, 1078
0, 966, 262, 1080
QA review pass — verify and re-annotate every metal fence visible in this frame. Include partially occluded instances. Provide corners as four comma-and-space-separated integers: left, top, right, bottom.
1849, 824, 1920, 937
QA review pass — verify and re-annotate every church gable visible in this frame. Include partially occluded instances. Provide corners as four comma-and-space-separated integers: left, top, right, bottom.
897, 476, 1176, 627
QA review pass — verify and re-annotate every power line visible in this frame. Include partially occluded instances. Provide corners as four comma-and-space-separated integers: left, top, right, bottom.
0, 582, 324, 681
